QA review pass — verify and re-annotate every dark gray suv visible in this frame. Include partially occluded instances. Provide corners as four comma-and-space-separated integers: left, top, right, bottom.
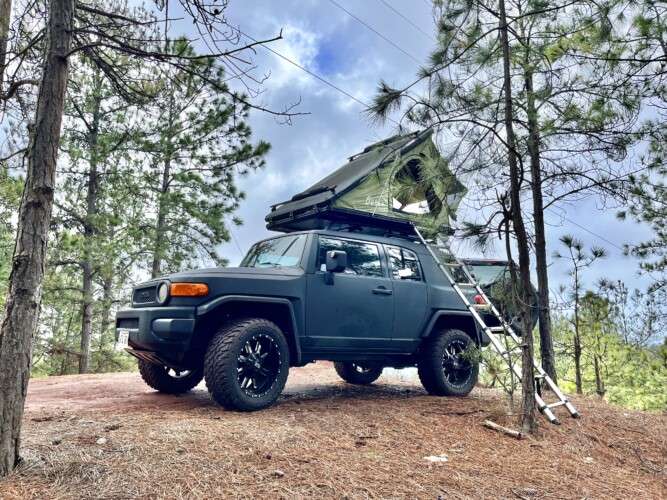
115, 229, 524, 411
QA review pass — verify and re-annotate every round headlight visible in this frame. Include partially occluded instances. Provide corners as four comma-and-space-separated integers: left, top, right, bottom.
156, 281, 169, 304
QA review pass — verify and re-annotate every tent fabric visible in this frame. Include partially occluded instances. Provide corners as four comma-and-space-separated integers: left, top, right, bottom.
266, 129, 467, 236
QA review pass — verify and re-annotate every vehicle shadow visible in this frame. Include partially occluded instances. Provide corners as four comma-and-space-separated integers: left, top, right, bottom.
279, 381, 426, 405
165, 380, 427, 412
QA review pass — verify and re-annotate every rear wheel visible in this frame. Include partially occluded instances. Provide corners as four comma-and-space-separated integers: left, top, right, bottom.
334, 362, 383, 385
138, 360, 203, 394
418, 329, 478, 396
204, 318, 290, 411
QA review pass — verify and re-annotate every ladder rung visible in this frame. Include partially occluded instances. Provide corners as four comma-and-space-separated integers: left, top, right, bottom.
457, 282, 476, 287
443, 262, 463, 267
546, 401, 567, 409
487, 326, 506, 333
472, 304, 491, 311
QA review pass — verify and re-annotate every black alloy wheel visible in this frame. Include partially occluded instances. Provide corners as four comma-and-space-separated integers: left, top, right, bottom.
204, 318, 290, 411
137, 360, 204, 394
334, 361, 383, 385
441, 338, 475, 388
236, 333, 282, 397
418, 329, 479, 396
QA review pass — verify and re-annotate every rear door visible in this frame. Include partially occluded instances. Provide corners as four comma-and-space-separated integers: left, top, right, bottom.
305, 236, 394, 351
385, 245, 428, 351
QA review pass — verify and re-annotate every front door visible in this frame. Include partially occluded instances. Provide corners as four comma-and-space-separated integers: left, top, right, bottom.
305, 236, 394, 351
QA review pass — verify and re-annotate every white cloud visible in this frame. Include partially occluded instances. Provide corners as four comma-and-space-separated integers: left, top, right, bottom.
265, 24, 321, 89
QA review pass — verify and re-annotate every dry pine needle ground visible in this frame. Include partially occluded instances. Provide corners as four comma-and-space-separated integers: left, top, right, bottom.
0, 363, 664, 499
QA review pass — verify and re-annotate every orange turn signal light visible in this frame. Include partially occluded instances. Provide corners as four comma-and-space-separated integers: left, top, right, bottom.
170, 282, 209, 297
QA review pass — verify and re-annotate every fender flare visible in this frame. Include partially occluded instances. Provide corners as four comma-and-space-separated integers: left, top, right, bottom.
420, 309, 486, 346
196, 295, 302, 364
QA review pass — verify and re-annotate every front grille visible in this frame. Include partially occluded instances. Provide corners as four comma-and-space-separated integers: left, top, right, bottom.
117, 317, 139, 329
133, 285, 157, 305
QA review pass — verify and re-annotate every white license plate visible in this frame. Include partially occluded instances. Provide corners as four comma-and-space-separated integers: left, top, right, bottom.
115, 329, 130, 351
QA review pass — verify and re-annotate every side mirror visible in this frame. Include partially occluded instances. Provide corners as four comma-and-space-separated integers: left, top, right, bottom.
325, 250, 347, 273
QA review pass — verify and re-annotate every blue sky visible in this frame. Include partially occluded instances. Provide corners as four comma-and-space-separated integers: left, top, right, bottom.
179, 0, 654, 295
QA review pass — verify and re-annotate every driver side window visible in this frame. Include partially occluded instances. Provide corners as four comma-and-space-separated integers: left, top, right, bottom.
318, 237, 383, 277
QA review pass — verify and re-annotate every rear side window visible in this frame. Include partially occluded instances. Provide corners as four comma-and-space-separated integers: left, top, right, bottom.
318, 237, 383, 277
386, 245, 422, 281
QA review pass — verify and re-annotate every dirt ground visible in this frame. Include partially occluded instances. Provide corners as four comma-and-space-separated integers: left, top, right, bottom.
0, 363, 665, 499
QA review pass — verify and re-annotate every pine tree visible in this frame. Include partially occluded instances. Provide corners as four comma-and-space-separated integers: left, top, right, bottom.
137, 40, 270, 278
370, 0, 642, 389
0, 165, 22, 310
0, 0, 291, 475
50, 52, 144, 373
553, 236, 606, 394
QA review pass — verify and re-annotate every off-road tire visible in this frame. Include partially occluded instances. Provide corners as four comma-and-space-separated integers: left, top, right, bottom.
138, 360, 203, 394
334, 362, 383, 385
204, 318, 290, 411
418, 329, 478, 396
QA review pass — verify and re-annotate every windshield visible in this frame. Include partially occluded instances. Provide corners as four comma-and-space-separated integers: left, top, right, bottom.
241, 234, 307, 268
467, 264, 507, 285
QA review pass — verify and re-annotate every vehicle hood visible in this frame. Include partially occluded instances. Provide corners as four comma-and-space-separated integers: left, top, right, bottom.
166, 266, 305, 279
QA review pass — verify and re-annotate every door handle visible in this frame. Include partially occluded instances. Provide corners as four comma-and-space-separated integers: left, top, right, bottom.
372, 286, 393, 295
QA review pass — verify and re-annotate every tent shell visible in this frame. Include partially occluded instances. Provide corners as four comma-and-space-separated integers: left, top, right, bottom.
265, 129, 465, 237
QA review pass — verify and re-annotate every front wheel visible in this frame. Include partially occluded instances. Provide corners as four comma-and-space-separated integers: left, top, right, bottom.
204, 318, 290, 411
334, 362, 383, 385
138, 360, 203, 394
417, 329, 479, 396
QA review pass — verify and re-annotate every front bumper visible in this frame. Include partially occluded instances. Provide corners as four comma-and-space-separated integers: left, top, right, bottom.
115, 306, 196, 366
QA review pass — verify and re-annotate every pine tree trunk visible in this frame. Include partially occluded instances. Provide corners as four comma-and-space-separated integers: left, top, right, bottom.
573, 269, 583, 394
95, 273, 113, 372
151, 88, 176, 279
593, 355, 604, 397
79, 263, 93, 373
503, 215, 517, 415
151, 157, 171, 279
78, 89, 102, 374
98, 274, 113, 345
59, 306, 76, 375
0, 0, 12, 90
573, 335, 582, 393
0, 0, 74, 476
524, 69, 557, 383
498, 0, 537, 435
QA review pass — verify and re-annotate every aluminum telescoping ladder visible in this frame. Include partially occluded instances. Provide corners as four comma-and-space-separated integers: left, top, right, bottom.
413, 225, 579, 425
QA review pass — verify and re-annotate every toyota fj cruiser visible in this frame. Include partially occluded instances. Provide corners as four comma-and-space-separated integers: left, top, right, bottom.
115, 229, 535, 411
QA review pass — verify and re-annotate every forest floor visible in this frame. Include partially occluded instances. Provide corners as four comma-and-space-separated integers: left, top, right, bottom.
0, 362, 665, 499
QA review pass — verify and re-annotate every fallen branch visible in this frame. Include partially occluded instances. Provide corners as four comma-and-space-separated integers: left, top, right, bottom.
482, 419, 523, 439
633, 445, 663, 474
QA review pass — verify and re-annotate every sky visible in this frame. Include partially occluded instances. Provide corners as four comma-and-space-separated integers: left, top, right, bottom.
176, 0, 655, 295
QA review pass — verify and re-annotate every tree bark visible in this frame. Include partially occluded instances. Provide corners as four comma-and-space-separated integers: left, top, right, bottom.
151, 86, 176, 279
498, 0, 537, 435
151, 157, 171, 279
0, 0, 74, 476
0, 0, 12, 91
95, 272, 114, 372
78, 85, 102, 374
524, 69, 558, 383
593, 355, 604, 397
573, 267, 583, 394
